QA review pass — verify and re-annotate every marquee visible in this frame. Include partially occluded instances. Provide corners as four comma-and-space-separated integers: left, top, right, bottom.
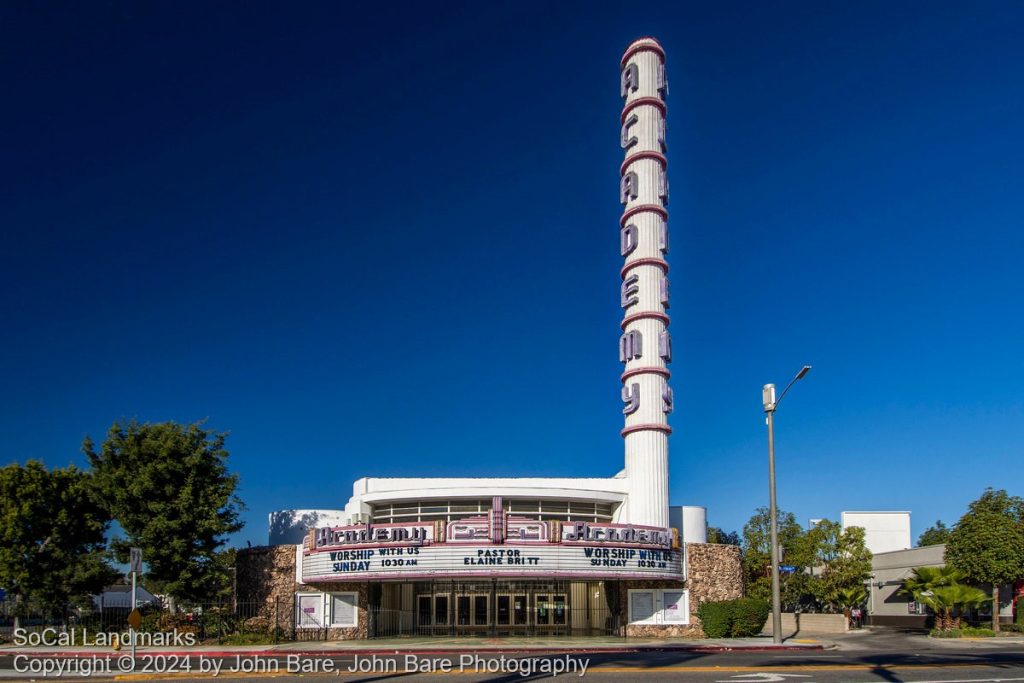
301, 503, 685, 582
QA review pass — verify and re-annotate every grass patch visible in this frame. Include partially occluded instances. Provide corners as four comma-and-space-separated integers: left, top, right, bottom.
961, 627, 996, 637
930, 627, 997, 638
214, 633, 277, 646
930, 628, 963, 638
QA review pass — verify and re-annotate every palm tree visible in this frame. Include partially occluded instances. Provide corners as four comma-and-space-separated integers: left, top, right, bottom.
918, 583, 989, 630
899, 566, 963, 601
829, 585, 868, 623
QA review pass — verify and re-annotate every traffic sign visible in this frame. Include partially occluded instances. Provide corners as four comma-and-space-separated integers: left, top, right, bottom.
127, 608, 142, 630
130, 548, 142, 574
779, 564, 797, 574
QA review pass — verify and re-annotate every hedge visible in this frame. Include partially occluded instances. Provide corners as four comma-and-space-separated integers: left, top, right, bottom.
697, 601, 732, 638
731, 598, 770, 637
697, 598, 770, 638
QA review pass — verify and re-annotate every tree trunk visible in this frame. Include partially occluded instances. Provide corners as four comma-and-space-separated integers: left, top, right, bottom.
993, 583, 1000, 633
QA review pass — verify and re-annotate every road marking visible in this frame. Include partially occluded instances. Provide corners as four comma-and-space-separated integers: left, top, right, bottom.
877, 679, 1024, 683
716, 674, 811, 682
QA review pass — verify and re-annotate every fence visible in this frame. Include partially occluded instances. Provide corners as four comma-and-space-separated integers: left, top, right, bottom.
367, 605, 620, 638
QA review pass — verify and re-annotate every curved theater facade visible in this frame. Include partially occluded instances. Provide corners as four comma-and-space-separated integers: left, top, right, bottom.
237, 37, 742, 640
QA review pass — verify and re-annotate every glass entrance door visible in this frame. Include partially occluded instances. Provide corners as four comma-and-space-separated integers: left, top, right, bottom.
494, 589, 530, 635
534, 593, 568, 634
455, 592, 490, 634
414, 593, 450, 635
409, 580, 573, 637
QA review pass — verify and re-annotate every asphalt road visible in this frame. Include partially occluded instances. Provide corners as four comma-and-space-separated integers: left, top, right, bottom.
2, 631, 1022, 682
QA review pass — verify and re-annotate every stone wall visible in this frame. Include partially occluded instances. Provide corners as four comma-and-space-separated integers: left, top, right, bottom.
236, 545, 367, 640
236, 545, 298, 634
619, 543, 742, 638
761, 612, 848, 636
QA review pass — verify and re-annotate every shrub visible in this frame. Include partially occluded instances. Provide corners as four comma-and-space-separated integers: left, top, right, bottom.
697, 598, 770, 638
930, 628, 963, 638
697, 601, 733, 638
961, 627, 996, 637
242, 616, 271, 634
199, 607, 237, 638
731, 598, 770, 637
156, 611, 199, 634
1001, 623, 1023, 633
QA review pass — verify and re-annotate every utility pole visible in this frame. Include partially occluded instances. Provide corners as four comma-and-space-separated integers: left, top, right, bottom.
762, 365, 811, 645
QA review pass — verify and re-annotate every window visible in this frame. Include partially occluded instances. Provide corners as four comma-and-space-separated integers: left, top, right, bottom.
662, 590, 688, 624
628, 589, 689, 626
457, 596, 470, 625
370, 499, 615, 523
296, 593, 324, 629
329, 592, 358, 627
629, 590, 656, 624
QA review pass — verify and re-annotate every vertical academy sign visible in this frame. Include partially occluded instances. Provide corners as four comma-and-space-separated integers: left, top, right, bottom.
619, 38, 672, 529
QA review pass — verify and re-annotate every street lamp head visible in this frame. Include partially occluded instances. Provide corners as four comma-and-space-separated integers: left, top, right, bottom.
796, 365, 812, 380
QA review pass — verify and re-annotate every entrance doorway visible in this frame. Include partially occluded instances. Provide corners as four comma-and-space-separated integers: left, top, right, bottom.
371, 580, 615, 637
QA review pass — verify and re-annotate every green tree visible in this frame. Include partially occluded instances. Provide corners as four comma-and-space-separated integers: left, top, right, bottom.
707, 526, 740, 546
741, 507, 816, 607
898, 565, 962, 602
84, 420, 245, 603
0, 461, 118, 616
819, 524, 873, 603
917, 520, 951, 547
918, 583, 989, 631
829, 585, 867, 622
945, 488, 1024, 632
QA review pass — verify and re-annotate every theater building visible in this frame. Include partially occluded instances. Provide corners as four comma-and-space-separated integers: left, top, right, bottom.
237, 37, 742, 639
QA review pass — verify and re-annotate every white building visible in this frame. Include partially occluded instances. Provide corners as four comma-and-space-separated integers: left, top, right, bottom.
245, 37, 741, 641
841, 511, 911, 555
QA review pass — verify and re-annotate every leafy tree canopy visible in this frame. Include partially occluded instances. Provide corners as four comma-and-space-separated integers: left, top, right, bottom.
946, 488, 1024, 585
899, 565, 963, 600
740, 511, 872, 611
808, 521, 873, 602
0, 461, 118, 614
917, 520, 952, 547
741, 507, 813, 604
84, 420, 245, 603
945, 488, 1024, 631
707, 526, 741, 546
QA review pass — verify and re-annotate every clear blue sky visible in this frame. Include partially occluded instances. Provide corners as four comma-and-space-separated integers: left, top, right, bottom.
2, 1, 1022, 548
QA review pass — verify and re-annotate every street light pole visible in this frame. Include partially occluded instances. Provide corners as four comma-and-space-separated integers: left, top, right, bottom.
763, 365, 811, 645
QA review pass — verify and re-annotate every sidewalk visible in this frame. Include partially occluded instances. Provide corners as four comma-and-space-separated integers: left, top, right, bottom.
0, 635, 830, 657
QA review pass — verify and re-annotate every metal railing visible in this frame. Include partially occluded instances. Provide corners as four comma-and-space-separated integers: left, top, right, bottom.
367, 606, 620, 638
0, 599, 292, 644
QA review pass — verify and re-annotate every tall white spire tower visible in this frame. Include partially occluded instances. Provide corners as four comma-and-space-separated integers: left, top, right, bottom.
618, 37, 671, 528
